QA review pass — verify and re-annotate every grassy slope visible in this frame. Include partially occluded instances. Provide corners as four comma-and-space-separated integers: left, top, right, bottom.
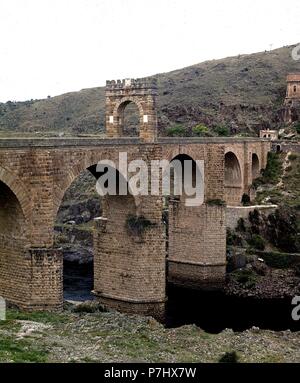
0, 308, 299, 363
1, 44, 300, 136
256, 152, 300, 208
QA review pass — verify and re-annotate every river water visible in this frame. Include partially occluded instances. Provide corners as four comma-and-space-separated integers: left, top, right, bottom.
63, 261, 300, 333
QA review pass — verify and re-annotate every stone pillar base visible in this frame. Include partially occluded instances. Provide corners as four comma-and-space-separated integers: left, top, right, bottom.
1, 248, 63, 312
93, 292, 166, 322
25, 248, 63, 311
7, 301, 64, 312
167, 260, 226, 290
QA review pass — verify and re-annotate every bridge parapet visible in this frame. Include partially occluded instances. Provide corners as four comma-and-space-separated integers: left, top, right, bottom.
0, 136, 271, 148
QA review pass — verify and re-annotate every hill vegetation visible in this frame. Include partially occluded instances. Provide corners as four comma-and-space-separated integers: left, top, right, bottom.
1, 44, 300, 137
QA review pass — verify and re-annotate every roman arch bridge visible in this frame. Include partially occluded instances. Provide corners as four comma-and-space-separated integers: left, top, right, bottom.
0, 78, 271, 319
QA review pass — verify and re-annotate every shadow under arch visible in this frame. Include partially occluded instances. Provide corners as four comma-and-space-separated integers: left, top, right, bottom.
0, 166, 31, 225
252, 153, 260, 180
54, 161, 138, 302
0, 178, 29, 305
224, 151, 243, 206
163, 153, 204, 203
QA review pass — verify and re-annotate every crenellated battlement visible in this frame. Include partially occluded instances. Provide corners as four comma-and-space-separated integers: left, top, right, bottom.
287, 73, 300, 82
106, 77, 157, 90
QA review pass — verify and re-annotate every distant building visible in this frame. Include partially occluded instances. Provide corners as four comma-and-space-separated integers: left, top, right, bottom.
283, 73, 300, 123
259, 129, 278, 140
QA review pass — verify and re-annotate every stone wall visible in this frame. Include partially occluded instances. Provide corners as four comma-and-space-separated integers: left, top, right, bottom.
272, 141, 300, 153
226, 205, 278, 230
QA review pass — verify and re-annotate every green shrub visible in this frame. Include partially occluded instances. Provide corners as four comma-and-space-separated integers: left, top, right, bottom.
248, 209, 261, 231
267, 208, 300, 253
231, 269, 257, 288
166, 125, 186, 137
248, 234, 265, 250
214, 125, 230, 137
126, 215, 154, 236
192, 124, 209, 137
261, 252, 299, 269
226, 228, 243, 246
219, 351, 239, 363
253, 152, 282, 187
295, 123, 300, 134
72, 302, 107, 313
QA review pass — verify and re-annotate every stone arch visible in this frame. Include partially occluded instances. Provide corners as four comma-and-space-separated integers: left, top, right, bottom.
114, 97, 144, 119
113, 97, 144, 138
0, 180, 27, 243
224, 151, 243, 205
0, 177, 30, 305
166, 153, 204, 203
0, 166, 31, 225
251, 153, 260, 180
53, 156, 137, 221
54, 159, 139, 303
224, 152, 242, 186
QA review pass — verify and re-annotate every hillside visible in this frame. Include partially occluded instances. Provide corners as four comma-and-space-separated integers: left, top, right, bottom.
1, 44, 300, 136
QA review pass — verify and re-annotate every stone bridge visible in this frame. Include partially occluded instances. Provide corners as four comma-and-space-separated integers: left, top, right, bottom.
0, 78, 271, 319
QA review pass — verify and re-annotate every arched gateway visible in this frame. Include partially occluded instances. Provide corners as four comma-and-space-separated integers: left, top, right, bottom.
105, 78, 158, 142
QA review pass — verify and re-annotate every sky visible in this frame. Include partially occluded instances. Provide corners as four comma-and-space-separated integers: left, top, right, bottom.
0, 0, 299, 102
